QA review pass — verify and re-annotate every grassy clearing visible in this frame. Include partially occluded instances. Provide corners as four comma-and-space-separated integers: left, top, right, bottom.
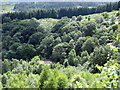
0, 2, 15, 14
38, 18, 59, 30
118, 25, 120, 31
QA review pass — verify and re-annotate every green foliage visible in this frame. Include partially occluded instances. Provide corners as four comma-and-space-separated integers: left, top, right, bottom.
6, 74, 28, 88
52, 17, 70, 33
28, 32, 44, 45
16, 44, 36, 60
68, 49, 76, 66
97, 60, 120, 88
13, 2, 109, 12
2, 11, 119, 65
75, 37, 87, 55
60, 23, 78, 35
1, 74, 8, 87
52, 42, 69, 63
40, 66, 69, 88
118, 25, 120, 31
57, 73, 69, 88
70, 72, 102, 88
82, 21, 96, 36
37, 35, 54, 58
90, 45, 113, 66
62, 32, 71, 42
1, 4, 120, 88
0, 58, 119, 88
9, 43, 21, 51
25, 73, 40, 88
93, 14, 104, 23
4, 73, 40, 88
2, 2, 119, 20
102, 12, 109, 19
0, 2, 14, 14
110, 24, 118, 31
42, 69, 69, 88
43, 77, 58, 88
2, 17, 12, 23
99, 36, 108, 45
77, 15, 82, 21
39, 65, 52, 88
2, 59, 11, 73
0, 82, 3, 90
82, 37, 99, 54
81, 51, 90, 65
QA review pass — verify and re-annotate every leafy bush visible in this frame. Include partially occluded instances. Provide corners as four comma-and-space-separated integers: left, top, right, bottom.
0, 82, 3, 90
97, 60, 120, 88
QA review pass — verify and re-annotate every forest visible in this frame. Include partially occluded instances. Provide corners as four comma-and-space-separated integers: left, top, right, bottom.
13, 2, 108, 11
2, 1, 120, 20
0, 1, 120, 89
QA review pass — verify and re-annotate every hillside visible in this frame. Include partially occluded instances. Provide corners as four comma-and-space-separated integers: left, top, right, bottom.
0, 1, 120, 89
13, 2, 108, 11
1, 0, 119, 2
0, 2, 108, 13
0, 2, 15, 14
1, 10, 120, 88
2, 1, 119, 20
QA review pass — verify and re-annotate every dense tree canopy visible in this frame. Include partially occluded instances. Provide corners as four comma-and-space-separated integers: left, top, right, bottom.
1, 1, 120, 88
2, 1, 120, 22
